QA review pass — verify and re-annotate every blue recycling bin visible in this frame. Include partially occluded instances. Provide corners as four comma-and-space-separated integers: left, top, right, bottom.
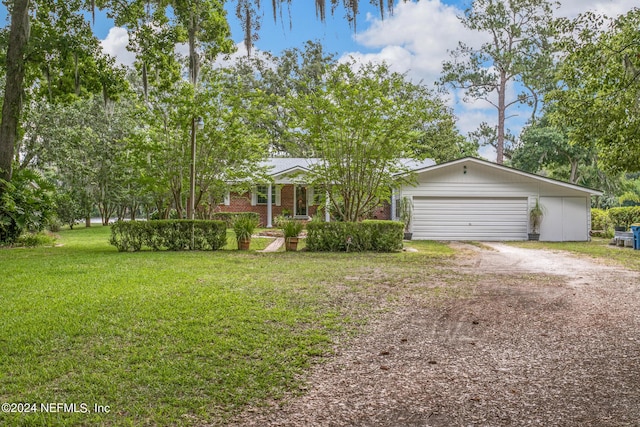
631, 226, 640, 250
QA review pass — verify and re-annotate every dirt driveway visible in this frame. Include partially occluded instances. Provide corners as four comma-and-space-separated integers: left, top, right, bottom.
233, 243, 640, 426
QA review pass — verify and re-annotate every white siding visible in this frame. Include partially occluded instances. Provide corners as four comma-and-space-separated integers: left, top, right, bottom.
401, 158, 597, 242
539, 197, 589, 241
413, 197, 528, 241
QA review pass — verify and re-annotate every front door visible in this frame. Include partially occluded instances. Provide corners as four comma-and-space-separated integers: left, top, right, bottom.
295, 185, 308, 217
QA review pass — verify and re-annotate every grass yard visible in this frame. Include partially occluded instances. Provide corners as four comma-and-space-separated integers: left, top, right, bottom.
0, 226, 454, 426
510, 238, 640, 271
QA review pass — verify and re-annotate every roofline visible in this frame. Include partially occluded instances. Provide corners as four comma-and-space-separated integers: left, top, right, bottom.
409, 156, 603, 195
269, 165, 311, 177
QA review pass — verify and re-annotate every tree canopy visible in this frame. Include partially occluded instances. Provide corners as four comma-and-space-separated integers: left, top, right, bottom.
291, 60, 464, 221
548, 8, 640, 173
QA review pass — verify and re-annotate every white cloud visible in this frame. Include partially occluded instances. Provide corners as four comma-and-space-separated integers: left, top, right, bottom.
342, 0, 480, 85
100, 27, 135, 67
557, 0, 638, 18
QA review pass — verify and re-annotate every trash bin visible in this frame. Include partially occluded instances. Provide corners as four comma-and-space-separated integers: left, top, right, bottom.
631, 225, 640, 250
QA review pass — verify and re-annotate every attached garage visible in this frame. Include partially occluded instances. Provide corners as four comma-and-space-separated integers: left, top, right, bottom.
412, 197, 528, 241
399, 157, 602, 242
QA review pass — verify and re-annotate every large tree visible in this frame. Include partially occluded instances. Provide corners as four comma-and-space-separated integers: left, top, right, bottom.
226, 41, 337, 155
510, 114, 596, 185
549, 8, 640, 173
2, 0, 401, 186
291, 60, 458, 221
0, 0, 126, 183
440, 0, 558, 164
0, 0, 30, 183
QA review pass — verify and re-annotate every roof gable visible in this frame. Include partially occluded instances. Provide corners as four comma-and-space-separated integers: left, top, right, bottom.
262, 157, 436, 180
409, 157, 602, 195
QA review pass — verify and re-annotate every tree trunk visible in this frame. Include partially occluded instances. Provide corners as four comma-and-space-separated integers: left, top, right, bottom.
569, 159, 579, 184
496, 69, 507, 165
0, 0, 30, 184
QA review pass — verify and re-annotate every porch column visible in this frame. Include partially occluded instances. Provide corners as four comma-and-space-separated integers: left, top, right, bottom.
325, 191, 331, 223
390, 189, 397, 221
266, 184, 273, 228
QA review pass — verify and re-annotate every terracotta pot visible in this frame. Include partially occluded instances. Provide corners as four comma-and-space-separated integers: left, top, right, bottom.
285, 237, 299, 252
237, 238, 251, 250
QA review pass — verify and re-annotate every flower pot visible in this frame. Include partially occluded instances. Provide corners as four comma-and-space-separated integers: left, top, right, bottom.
403, 232, 413, 241
528, 233, 540, 241
285, 237, 299, 252
237, 238, 251, 250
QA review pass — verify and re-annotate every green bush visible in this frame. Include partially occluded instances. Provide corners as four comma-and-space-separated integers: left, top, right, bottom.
212, 212, 261, 228
281, 219, 304, 238
591, 208, 613, 237
607, 206, 640, 230
306, 220, 403, 252
109, 220, 227, 252
54, 190, 81, 229
232, 214, 259, 243
15, 231, 57, 248
0, 169, 56, 245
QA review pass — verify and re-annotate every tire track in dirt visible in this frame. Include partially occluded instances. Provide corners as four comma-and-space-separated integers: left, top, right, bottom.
229, 243, 640, 427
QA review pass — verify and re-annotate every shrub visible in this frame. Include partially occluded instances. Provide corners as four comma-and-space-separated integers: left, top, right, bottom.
15, 232, 57, 248
591, 208, 613, 237
306, 220, 403, 252
232, 214, 259, 243
281, 219, 304, 238
607, 206, 640, 230
0, 169, 56, 245
54, 191, 81, 229
213, 212, 260, 228
109, 220, 227, 252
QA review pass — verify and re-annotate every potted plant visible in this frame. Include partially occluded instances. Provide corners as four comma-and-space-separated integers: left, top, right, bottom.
281, 219, 303, 251
399, 196, 413, 240
233, 214, 258, 250
529, 198, 544, 241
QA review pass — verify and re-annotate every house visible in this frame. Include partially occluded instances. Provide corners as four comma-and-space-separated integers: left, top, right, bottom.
398, 157, 602, 242
216, 157, 434, 227
218, 156, 601, 242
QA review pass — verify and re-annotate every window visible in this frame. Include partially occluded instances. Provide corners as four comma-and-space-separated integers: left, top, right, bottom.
256, 185, 276, 205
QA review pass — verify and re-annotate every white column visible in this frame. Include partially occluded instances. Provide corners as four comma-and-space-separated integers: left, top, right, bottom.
267, 184, 273, 228
390, 189, 397, 221
325, 191, 331, 223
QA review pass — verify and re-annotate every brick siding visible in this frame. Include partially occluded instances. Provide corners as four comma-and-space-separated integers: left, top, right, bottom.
215, 184, 391, 226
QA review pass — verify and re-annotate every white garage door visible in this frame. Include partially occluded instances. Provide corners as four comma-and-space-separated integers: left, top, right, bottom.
412, 197, 528, 241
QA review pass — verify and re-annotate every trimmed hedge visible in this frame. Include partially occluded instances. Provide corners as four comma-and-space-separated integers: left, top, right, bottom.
590, 208, 613, 237
607, 206, 640, 230
306, 220, 404, 252
212, 212, 261, 228
109, 220, 227, 252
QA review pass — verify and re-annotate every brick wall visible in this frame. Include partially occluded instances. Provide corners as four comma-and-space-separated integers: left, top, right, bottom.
215, 184, 391, 226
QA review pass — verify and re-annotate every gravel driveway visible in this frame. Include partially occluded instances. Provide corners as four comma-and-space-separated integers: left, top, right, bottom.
232, 243, 640, 426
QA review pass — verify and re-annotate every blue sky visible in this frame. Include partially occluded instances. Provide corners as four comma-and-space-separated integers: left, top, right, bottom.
2, 0, 638, 160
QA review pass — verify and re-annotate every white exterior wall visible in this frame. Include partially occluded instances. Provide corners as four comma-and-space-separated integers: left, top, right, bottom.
539, 197, 590, 241
401, 160, 594, 242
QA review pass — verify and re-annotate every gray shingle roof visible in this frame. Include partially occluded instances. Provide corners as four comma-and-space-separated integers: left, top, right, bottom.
261, 158, 435, 176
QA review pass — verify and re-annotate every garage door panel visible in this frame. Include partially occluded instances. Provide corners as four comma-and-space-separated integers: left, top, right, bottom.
539, 197, 588, 241
413, 197, 528, 241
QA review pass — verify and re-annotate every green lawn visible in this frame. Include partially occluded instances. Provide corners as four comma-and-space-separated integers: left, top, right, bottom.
0, 226, 453, 426
510, 238, 640, 271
